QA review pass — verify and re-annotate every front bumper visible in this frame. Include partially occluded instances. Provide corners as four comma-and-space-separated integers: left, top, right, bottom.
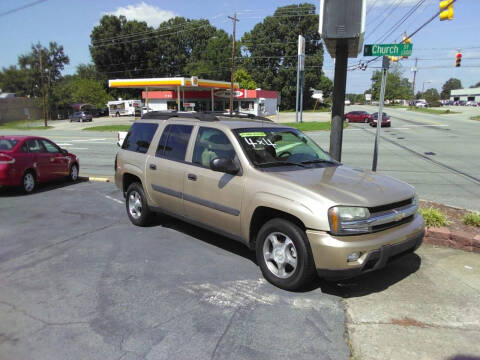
307, 214, 424, 280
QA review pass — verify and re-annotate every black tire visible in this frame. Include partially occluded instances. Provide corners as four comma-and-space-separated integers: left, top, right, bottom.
255, 218, 316, 291
22, 171, 36, 194
125, 182, 153, 226
68, 163, 79, 182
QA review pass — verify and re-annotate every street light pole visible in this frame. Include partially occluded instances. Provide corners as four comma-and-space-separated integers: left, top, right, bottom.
228, 13, 239, 116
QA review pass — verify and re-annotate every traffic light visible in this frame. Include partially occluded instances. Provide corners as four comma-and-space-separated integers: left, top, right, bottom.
455, 52, 462, 67
440, 0, 454, 21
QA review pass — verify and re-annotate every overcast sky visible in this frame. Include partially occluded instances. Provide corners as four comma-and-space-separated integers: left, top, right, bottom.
1, 0, 478, 94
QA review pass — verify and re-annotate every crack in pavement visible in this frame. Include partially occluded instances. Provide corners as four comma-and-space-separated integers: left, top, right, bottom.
346, 319, 480, 332
0, 300, 90, 327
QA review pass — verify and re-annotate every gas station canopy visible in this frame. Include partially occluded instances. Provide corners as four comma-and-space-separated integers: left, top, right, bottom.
109, 76, 239, 112
108, 76, 238, 90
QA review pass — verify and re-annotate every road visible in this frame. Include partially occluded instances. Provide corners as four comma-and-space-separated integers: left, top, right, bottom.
309, 105, 480, 211
1, 107, 479, 210
1, 181, 479, 360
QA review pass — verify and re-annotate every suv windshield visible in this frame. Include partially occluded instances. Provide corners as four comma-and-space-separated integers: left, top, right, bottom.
234, 127, 337, 168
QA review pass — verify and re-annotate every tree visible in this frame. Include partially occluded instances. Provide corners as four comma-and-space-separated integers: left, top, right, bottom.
370, 66, 411, 101
234, 68, 256, 89
423, 88, 440, 104
241, 4, 324, 110
184, 30, 236, 80
470, 81, 480, 88
53, 76, 113, 114
13, 42, 69, 118
441, 78, 462, 99
0, 66, 30, 96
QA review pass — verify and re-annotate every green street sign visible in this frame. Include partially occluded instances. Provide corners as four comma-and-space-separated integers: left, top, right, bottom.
363, 43, 413, 57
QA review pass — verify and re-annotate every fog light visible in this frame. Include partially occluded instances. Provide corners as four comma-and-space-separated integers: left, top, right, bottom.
347, 252, 362, 262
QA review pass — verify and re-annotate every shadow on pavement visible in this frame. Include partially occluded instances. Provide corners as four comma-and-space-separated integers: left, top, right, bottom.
151, 213, 257, 265
0, 176, 89, 197
149, 213, 422, 296
318, 253, 422, 298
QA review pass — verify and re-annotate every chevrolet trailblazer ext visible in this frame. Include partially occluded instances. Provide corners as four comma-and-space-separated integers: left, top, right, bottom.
115, 112, 424, 290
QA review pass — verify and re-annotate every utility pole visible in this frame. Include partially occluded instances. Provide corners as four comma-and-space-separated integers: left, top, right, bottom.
228, 13, 239, 115
39, 50, 47, 127
329, 40, 348, 162
372, 56, 389, 172
411, 57, 418, 100
295, 35, 305, 123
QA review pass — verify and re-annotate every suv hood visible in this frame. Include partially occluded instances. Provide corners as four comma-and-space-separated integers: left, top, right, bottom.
266, 165, 414, 207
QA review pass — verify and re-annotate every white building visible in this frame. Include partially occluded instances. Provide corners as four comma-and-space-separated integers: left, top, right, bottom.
450, 87, 480, 102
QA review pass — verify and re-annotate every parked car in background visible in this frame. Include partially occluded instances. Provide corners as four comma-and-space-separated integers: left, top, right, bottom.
370, 112, 391, 127
0, 136, 79, 193
466, 101, 477, 106
344, 111, 371, 123
415, 101, 428, 108
70, 111, 93, 122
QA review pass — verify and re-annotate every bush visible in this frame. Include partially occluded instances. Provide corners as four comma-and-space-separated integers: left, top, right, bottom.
419, 207, 449, 227
462, 212, 480, 227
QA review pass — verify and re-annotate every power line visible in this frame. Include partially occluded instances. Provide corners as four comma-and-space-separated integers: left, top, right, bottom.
0, 0, 47, 17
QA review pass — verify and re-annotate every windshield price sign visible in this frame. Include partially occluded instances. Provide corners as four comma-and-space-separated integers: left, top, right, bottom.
363, 43, 413, 57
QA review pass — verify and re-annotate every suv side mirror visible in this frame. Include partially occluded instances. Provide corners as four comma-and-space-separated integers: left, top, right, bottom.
210, 157, 239, 175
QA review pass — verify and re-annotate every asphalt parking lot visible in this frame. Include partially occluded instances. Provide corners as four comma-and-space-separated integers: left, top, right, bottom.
1, 180, 480, 360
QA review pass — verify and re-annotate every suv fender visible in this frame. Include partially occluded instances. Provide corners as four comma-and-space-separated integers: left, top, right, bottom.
242, 191, 319, 243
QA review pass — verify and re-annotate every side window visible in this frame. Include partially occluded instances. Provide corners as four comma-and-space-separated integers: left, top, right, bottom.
20, 142, 29, 153
192, 128, 236, 168
122, 123, 158, 153
26, 139, 44, 153
40, 140, 60, 153
156, 124, 193, 161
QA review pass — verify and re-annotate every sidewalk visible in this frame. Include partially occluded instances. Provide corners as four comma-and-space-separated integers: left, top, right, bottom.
322, 244, 480, 359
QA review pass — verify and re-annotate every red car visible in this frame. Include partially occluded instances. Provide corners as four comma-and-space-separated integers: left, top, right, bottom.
369, 112, 391, 127
344, 111, 372, 123
0, 135, 79, 193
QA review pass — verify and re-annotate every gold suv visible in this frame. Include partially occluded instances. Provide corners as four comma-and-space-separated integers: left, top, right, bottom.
115, 112, 424, 290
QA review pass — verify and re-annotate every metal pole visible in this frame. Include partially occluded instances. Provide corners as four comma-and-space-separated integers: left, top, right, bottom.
211, 88, 214, 111
177, 86, 180, 111
295, 57, 300, 123
372, 57, 389, 172
329, 40, 348, 162
39, 51, 47, 127
299, 69, 304, 123
228, 13, 239, 115
412, 58, 418, 100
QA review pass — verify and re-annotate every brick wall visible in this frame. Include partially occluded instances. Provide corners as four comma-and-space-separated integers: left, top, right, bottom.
0, 98, 42, 124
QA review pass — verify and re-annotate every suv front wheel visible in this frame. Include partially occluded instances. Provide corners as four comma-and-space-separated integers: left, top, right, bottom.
126, 182, 153, 226
256, 219, 315, 290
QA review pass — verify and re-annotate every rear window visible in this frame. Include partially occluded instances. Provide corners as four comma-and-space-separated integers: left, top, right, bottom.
122, 123, 158, 153
0, 139, 19, 150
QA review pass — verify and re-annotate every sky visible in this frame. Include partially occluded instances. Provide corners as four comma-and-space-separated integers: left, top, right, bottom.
0, 0, 479, 94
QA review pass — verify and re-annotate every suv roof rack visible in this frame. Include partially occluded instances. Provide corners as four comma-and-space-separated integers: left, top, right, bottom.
141, 111, 273, 122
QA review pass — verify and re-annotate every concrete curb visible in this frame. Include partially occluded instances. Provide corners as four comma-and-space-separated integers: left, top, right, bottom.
87, 176, 112, 183
424, 227, 480, 253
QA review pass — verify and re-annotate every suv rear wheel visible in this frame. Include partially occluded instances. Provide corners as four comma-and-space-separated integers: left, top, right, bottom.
126, 182, 153, 226
255, 218, 315, 290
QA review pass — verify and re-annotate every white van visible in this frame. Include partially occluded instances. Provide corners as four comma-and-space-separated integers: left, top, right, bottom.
108, 100, 141, 117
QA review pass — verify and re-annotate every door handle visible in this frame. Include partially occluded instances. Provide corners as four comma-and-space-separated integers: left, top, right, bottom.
187, 173, 197, 181
149, 164, 157, 170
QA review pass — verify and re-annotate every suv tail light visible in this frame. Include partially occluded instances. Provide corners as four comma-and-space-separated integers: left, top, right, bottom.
0, 153, 15, 164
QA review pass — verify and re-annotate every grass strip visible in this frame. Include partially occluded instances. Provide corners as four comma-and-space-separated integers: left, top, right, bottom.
407, 107, 459, 115
0, 120, 52, 130
83, 125, 132, 132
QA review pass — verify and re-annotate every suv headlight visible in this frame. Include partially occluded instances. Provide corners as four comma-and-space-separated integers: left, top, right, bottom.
328, 206, 371, 235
